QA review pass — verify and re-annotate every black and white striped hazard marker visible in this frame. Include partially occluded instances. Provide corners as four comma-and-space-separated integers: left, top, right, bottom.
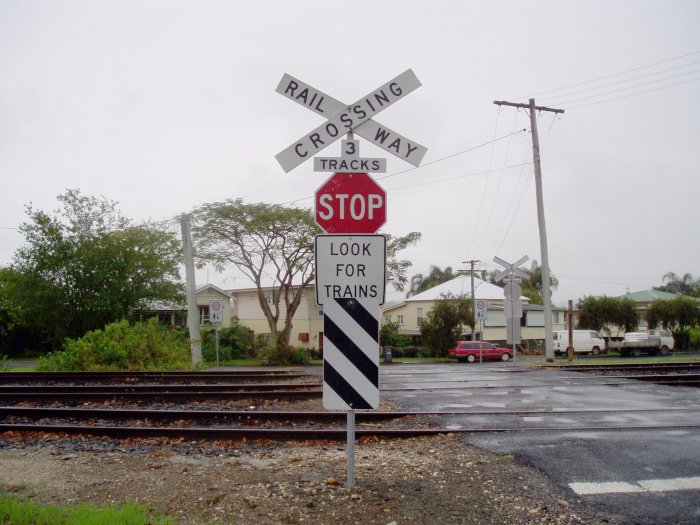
323, 297, 379, 410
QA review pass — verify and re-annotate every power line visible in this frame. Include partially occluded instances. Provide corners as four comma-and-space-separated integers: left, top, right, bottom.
279, 129, 528, 206
385, 162, 532, 192
542, 61, 700, 103
516, 50, 700, 100
551, 69, 700, 106
566, 76, 700, 110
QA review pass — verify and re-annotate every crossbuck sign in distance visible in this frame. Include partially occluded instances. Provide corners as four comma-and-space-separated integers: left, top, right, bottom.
275, 70, 427, 173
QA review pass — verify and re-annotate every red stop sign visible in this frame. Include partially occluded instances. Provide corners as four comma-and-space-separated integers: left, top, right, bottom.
314, 172, 387, 234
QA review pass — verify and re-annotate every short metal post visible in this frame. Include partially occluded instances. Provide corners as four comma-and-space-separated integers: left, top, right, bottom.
347, 408, 355, 489
215, 326, 220, 367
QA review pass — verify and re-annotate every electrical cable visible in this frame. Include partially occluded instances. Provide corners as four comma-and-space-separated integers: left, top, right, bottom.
515, 50, 700, 100
566, 76, 700, 110
467, 106, 502, 257
279, 128, 528, 206
541, 61, 700, 103
474, 108, 521, 257
549, 69, 700, 106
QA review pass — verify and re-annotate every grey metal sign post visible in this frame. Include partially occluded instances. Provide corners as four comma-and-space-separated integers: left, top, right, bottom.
494, 256, 530, 362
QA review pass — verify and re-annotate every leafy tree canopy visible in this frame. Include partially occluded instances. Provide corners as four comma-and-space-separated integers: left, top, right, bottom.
576, 295, 638, 335
407, 265, 457, 297
419, 293, 473, 357
192, 199, 421, 353
654, 271, 700, 297
8, 190, 183, 352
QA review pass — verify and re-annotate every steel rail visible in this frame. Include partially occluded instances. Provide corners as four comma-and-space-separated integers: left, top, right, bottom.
0, 406, 412, 422
0, 371, 307, 383
0, 383, 320, 393
1, 406, 699, 422
0, 390, 322, 402
2, 422, 700, 441
555, 363, 700, 371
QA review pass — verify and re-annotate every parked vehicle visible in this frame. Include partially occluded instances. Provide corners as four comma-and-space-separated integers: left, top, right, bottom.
552, 330, 606, 356
448, 341, 512, 363
608, 329, 674, 357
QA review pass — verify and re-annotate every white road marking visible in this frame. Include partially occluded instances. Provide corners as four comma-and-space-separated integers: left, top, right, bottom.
570, 482, 644, 495
570, 476, 700, 495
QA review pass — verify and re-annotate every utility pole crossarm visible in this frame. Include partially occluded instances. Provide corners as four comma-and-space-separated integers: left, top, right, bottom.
493, 100, 565, 114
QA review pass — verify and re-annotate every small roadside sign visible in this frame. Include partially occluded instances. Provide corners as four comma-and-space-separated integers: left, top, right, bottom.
475, 299, 488, 321
209, 300, 223, 324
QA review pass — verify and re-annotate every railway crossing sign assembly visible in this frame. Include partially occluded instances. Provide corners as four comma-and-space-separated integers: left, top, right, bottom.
276, 68, 427, 485
493, 256, 531, 346
275, 70, 427, 173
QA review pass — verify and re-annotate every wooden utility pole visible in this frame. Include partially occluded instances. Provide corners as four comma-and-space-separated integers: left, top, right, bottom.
462, 259, 480, 341
493, 98, 564, 362
180, 215, 202, 366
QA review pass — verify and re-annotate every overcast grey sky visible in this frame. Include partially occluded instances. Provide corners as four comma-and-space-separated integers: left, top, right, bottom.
1, 0, 699, 305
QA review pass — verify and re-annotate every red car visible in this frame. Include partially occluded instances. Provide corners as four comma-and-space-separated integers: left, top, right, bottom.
448, 341, 513, 363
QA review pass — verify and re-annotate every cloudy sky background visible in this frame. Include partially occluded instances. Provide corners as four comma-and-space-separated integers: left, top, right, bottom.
1, 1, 698, 305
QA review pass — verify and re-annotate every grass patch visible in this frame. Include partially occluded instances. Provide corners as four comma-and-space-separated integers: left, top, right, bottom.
390, 357, 452, 363
0, 494, 175, 525
545, 355, 700, 366
205, 357, 263, 367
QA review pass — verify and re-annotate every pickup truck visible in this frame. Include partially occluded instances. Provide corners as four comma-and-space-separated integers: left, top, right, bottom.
607, 329, 674, 357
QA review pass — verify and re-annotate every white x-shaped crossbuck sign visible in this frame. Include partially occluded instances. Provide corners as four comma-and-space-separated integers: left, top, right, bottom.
493, 255, 531, 283
275, 69, 428, 173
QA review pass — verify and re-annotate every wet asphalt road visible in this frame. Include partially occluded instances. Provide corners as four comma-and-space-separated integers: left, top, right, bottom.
379, 361, 700, 525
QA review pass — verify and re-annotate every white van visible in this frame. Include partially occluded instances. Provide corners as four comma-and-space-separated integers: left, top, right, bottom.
553, 330, 606, 355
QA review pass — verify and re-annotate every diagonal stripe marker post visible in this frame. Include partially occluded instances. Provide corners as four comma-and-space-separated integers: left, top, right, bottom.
315, 234, 386, 488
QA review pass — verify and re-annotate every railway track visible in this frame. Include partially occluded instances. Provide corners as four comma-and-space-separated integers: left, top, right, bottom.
3, 405, 700, 441
2, 367, 698, 443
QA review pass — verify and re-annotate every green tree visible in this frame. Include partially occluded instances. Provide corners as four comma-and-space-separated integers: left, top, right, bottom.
646, 296, 700, 349
419, 293, 473, 357
379, 320, 412, 348
407, 265, 457, 297
8, 190, 183, 352
192, 200, 317, 356
192, 199, 420, 355
576, 295, 638, 335
521, 260, 559, 305
654, 272, 699, 297
385, 232, 422, 292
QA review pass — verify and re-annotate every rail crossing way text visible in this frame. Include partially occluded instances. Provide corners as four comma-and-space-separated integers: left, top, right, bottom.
275, 70, 426, 172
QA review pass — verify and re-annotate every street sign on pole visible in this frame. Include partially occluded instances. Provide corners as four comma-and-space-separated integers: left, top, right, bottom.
209, 300, 223, 324
475, 299, 488, 321
315, 172, 387, 234
275, 70, 426, 172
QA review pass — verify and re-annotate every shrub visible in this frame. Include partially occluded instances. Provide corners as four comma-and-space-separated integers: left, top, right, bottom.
37, 319, 191, 371
200, 322, 253, 362
255, 345, 310, 366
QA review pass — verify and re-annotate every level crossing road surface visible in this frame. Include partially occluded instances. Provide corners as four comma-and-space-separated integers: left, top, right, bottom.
378, 362, 700, 525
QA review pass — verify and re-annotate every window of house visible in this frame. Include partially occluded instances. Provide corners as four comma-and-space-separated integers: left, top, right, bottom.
385, 314, 392, 322
527, 311, 545, 327
484, 311, 506, 327
318, 308, 324, 317
416, 307, 424, 326
198, 306, 210, 325
397, 315, 404, 325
